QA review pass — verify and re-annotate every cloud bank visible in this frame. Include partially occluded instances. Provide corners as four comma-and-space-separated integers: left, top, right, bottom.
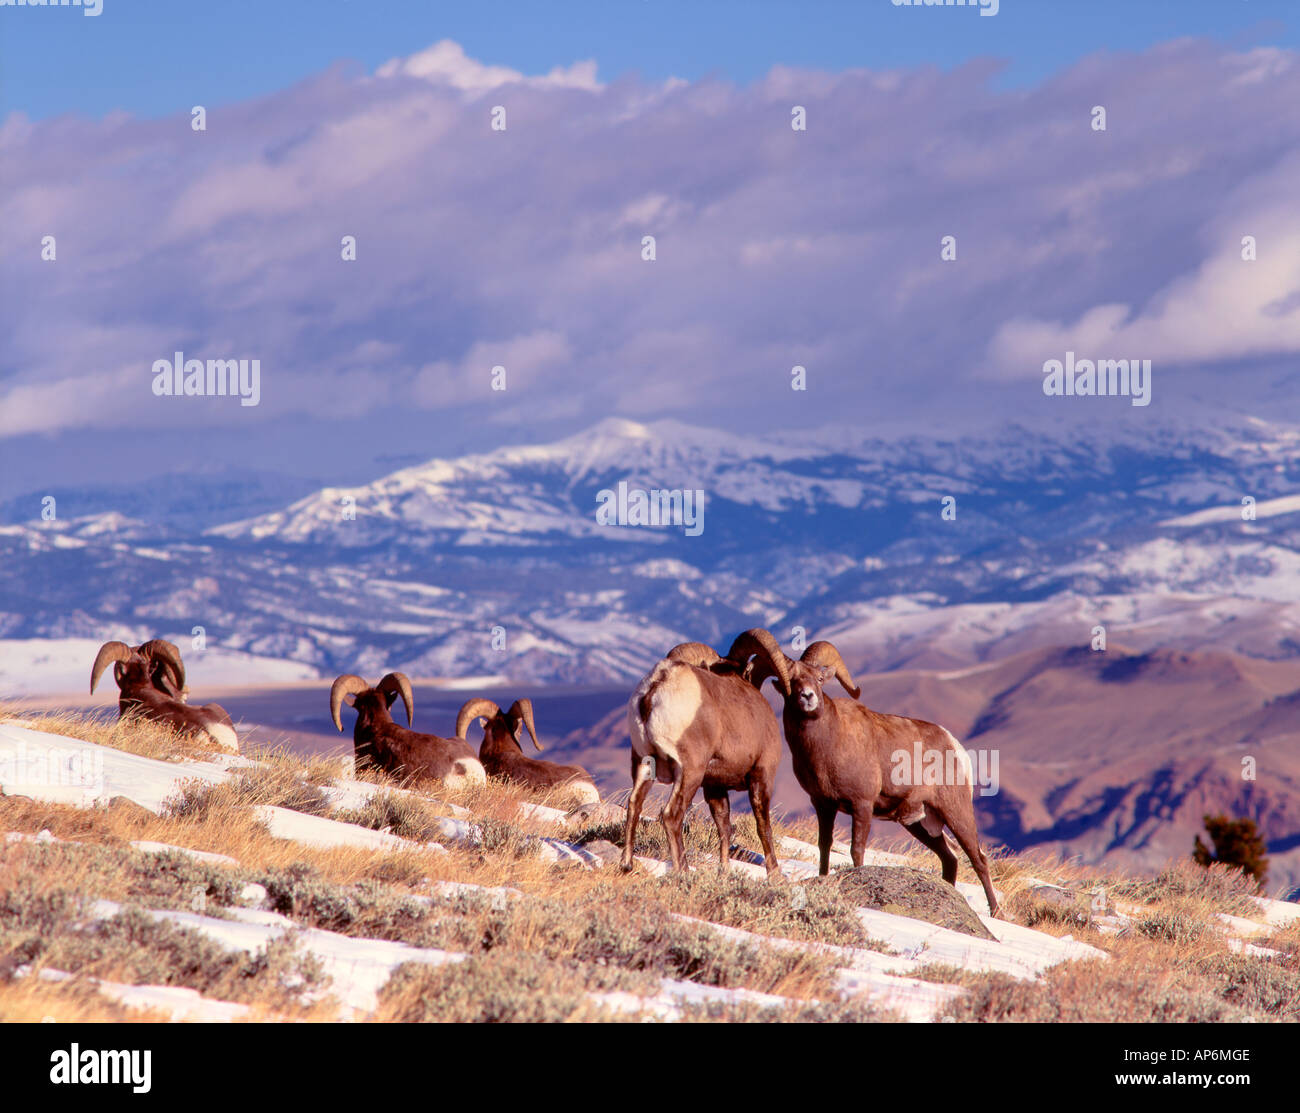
4, 38, 1300, 445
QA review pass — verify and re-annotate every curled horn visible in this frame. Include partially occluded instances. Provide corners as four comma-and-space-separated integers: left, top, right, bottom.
329, 674, 369, 732
508, 698, 541, 751
137, 638, 186, 695
90, 641, 136, 694
455, 698, 501, 741
377, 672, 415, 727
724, 628, 793, 696
665, 642, 722, 669
801, 641, 861, 700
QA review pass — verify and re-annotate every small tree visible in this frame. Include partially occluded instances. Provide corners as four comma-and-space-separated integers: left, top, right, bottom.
1192, 814, 1269, 887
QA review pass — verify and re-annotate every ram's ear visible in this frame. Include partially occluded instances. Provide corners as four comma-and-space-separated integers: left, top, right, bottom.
817, 664, 835, 685
346, 693, 358, 707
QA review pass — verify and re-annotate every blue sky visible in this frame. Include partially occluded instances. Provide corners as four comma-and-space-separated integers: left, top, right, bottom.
3, 0, 1298, 119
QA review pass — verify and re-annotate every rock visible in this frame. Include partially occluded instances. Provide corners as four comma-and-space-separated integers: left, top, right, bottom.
565, 801, 627, 828
237, 883, 269, 908
582, 839, 624, 866
107, 795, 154, 827
824, 866, 998, 940
1026, 883, 1094, 923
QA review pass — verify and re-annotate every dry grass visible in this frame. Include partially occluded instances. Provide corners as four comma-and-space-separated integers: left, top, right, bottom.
3, 707, 228, 763
3, 707, 1298, 1022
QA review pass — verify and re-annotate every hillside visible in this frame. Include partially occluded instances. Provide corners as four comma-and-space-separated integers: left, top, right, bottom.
2, 709, 1297, 1023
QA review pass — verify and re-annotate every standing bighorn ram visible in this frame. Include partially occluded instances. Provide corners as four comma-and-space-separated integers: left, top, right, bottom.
455, 698, 600, 805
727, 629, 1001, 917
622, 636, 785, 878
330, 672, 486, 790
90, 640, 237, 751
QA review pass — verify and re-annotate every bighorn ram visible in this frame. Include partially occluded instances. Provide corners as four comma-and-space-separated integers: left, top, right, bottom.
90, 640, 237, 752
622, 636, 784, 878
727, 630, 1001, 917
330, 672, 486, 790
135, 639, 188, 701
455, 698, 600, 805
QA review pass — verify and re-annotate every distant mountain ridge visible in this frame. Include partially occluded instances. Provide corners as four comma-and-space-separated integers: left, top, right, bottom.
5, 413, 1300, 687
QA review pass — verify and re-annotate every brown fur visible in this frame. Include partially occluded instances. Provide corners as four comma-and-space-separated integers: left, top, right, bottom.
463, 699, 598, 800
90, 642, 234, 746
332, 675, 483, 787
622, 646, 781, 878
777, 646, 1002, 918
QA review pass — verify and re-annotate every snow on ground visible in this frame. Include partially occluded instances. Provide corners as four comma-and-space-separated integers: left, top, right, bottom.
592, 978, 795, 1020
671, 914, 963, 1022
129, 841, 240, 868
857, 908, 1107, 980
88, 900, 467, 1017
1253, 895, 1300, 928
252, 805, 446, 855
95, 980, 252, 1022
319, 778, 471, 818
0, 720, 230, 811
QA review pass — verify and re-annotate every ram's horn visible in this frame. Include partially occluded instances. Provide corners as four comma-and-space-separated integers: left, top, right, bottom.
665, 642, 722, 669
800, 641, 862, 700
90, 641, 135, 694
508, 698, 541, 751
329, 674, 369, 732
455, 698, 501, 741
724, 628, 793, 696
376, 672, 415, 727
137, 639, 186, 695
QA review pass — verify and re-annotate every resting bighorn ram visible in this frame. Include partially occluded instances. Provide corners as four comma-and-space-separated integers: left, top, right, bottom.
330, 672, 486, 790
727, 630, 1001, 917
455, 698, 600, 805
135, 639, 188, 701
90, 640, 237, 752
622, 636, 783, 878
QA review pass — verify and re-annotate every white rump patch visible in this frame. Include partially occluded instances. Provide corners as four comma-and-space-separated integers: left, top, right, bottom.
205, 722, 239, 753
642, 664, 703, 767
566, 781, 601, 806
445, 758, 487, 790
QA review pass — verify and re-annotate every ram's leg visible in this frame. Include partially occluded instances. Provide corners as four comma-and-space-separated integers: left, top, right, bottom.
814, 799, 838, 876
621, 753, 656, 871
904, 814, 959, 885
849, 806, 873, 868
703, 784, 732, 872
747, 776, 780, 879
941, 803, 1001, 918
660, 762, 701, 873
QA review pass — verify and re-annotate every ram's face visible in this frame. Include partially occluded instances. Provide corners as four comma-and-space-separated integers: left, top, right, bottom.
787, 661, 832, 715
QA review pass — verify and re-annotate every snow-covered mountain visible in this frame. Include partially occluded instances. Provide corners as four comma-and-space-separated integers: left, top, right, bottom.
7, 414, 1300, 689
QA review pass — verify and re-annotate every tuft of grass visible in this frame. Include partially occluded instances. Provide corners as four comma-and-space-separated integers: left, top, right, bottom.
946, 961, 1249, 1023
377, 952, 619, 1023
164, 761, 333, 822
646, 870, 877, 949
1111, 859, 1260, 917
3, 707, 227, 763
334, 789, 451, 842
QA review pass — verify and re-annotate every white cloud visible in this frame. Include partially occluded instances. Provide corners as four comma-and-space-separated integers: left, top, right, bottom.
375, 39, 600, 95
